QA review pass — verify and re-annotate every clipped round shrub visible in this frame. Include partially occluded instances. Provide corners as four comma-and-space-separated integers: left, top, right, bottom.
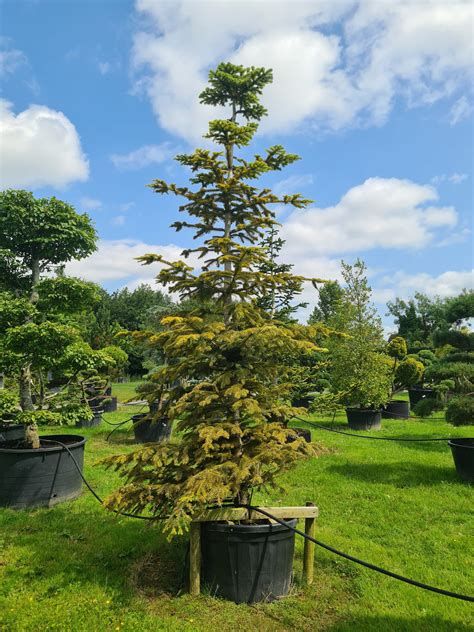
445, 396, 474, 426
387, 336, 407, 360
395, 357, 424, 388
412, 397, 442, 418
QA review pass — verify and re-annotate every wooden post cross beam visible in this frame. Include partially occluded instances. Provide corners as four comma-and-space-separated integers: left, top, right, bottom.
189, 503, 318, 596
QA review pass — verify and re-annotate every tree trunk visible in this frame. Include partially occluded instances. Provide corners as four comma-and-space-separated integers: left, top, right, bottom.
20, 366, 34, 411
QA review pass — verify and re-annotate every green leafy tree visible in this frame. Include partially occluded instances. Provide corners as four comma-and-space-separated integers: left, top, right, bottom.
308, 281, 344, 325
105, 63, 330, 535
387, 292, 447, 350
328, 260, 391, 409
0, 190, 97, 445
256, 226, 307, 321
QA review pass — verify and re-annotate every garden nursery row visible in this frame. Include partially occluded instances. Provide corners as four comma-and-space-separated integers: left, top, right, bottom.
0, 63, 472, 631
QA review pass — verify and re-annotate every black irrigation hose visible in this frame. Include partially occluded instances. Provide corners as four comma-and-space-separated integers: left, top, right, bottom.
242, 505, 474, 603
41, 439, 161, 521
40, 440, 473, 602
294, 417, 471, 443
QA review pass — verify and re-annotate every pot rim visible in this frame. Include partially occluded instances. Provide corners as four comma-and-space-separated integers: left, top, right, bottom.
346, 407, 382, 413
448, 438, 474, 449
203, 517, 298, 534
0, 434, 87, 454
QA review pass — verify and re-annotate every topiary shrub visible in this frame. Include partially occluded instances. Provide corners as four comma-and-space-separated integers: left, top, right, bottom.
445, 395, 474, 426
387, 336, 407, 360
395, 357, 424, 388
412, 397, 442, 418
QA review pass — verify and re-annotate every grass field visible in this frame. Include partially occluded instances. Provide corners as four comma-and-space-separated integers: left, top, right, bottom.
1, 386, 473, 631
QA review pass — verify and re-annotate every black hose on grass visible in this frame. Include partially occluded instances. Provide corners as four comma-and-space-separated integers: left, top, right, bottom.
242, 505, 474, 603
41, 440, 474, 603
294, 417, 471, 443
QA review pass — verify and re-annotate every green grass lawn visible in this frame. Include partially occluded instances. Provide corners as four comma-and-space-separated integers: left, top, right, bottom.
1, 395, 473, 631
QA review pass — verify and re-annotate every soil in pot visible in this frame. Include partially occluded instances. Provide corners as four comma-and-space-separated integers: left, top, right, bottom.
0, 423, 25, 443
133, 414, 172, 443
346, 408, 382, 431
286, 427, 311, 443
408, 388, 436, 408
382, 400, 410, 420
201, 518, 297, 604
0, 434, 86, 509
448, 438, 474, 483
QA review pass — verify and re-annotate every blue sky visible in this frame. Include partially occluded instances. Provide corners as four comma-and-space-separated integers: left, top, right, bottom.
0, 0, 472, 326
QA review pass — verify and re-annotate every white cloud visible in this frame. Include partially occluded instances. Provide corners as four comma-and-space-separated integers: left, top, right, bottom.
65, 239, 201, 288
449, 96, 473, 125
0, 45, 27, 76
375, 269, 473, 303
0, 100, 89, 189
449, 172, 468, 184
120, 201, 135, 212
281, 177, 458, 264
273, 174, 314, 197
80, 197, 102, 211
98, 61, 111, 75
432, 172, 469, 185
111, 215, 126, 226
132, 0, 473, 143
110, 143, 176, 170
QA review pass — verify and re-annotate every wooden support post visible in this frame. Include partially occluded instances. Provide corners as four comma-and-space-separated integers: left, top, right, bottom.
189, 521, 201, 596
302, 501, 315, 585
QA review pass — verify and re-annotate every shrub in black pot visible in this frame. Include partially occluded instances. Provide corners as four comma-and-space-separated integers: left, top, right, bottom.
327, 261, 392, 431
382, 400, 410, 420
103, 63, 323, 604
132, 413, 171, 444
0, 432, 86, 509
448, 438, 474, 482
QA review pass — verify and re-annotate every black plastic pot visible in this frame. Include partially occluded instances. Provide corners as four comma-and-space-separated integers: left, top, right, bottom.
105, 386, 112, 396
346, 408, 382, 431
0, 434, 86, 509
291, 396, 313, 409
76, 409, 102, 428
448, 438, 474, 482
201, 518, 297, 603
132, 414, 171, 443
382, 400, 410, 420
286, 427, 311, 443
0, 423, 25, 443
408, 388, 436, 408
103, 396, 117, 413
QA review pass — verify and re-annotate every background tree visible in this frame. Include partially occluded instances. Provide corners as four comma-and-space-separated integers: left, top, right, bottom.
387, 292, 447, 350
105, 63, 330, 535
0, 190, 97, 444
256, 226, 307, 321
308, 280, 343, 325
328, 260, 391, 410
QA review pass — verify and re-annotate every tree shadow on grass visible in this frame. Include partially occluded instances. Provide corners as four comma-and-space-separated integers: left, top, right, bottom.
326, 461, 457, 487
328, 614, 471, 632
2, 499, 186, 600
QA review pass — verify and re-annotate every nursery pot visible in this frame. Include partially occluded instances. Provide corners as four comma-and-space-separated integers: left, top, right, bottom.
201, 518, 297, 604
408, 388, 436, 408
0, 434, 86, 509
103, 396, 117, 413
105, 386, 112, 396
382, 400, 410, 420
286, 427, 312, 443
76, 409, 103, 428
448, 438, 474, 483
346, 408, 382, 431
291, 396, 313, 409
132, 414, 171, 444
0, 423, 25, 443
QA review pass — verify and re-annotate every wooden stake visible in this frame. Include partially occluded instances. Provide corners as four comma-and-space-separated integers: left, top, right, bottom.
189, 521, 201, 596
303, 502, 315, 585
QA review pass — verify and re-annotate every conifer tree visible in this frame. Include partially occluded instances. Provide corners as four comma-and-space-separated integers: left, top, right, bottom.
105, 63, 330, 535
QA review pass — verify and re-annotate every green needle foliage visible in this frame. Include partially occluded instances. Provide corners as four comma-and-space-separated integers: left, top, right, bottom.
105, 63, 331, 535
